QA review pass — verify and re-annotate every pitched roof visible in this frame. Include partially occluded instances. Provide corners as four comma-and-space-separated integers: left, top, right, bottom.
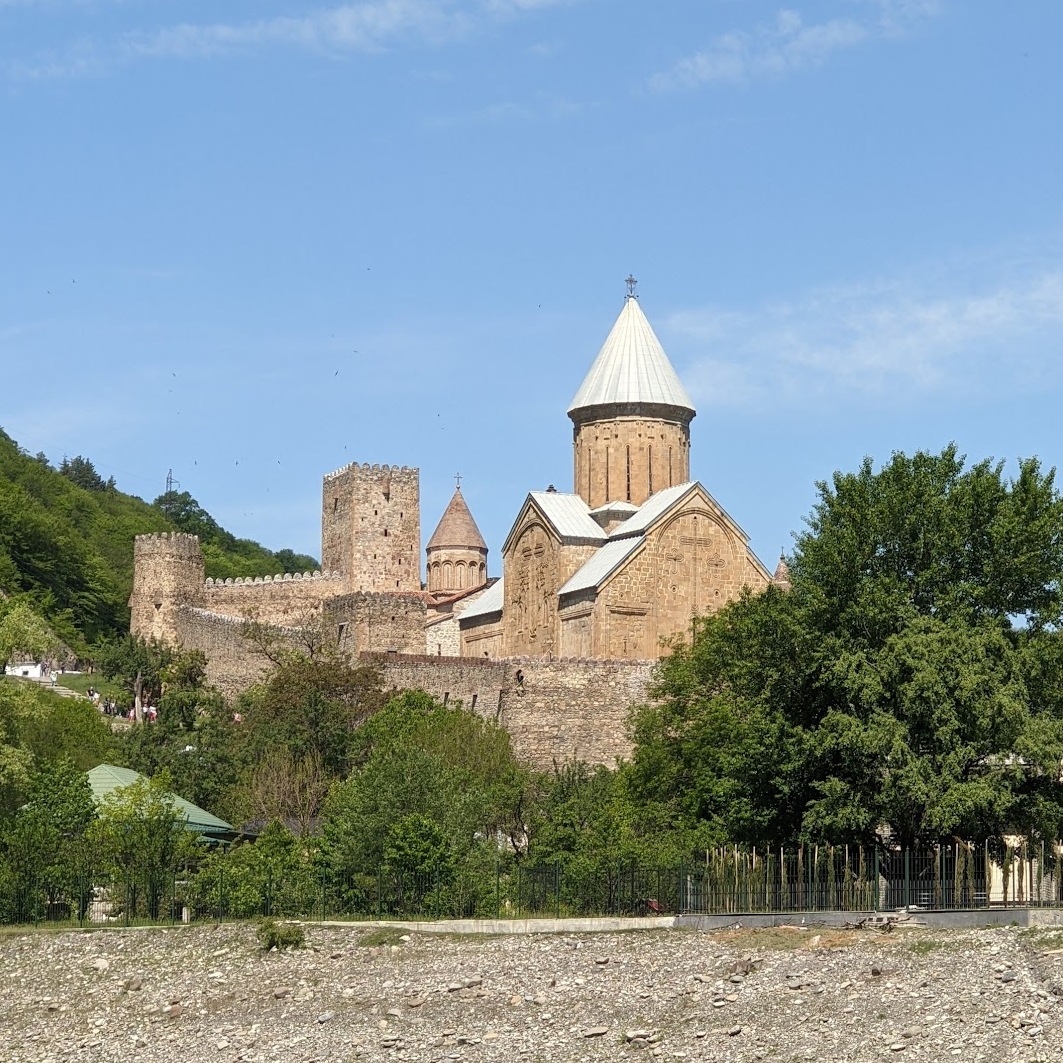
568, 295, 695, 417
458, 577, 505, 621
527, 491, 607, 544
426, 487, 487, 552
558, 537, 645, 597
608, 481, 699, 539
87, 763, 234, 836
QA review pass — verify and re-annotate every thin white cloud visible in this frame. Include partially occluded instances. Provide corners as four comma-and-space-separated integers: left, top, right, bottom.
3, 0, 579, 78
669, 268, 1063, 410
122, 1, 472, 60
650, 1, 938, 92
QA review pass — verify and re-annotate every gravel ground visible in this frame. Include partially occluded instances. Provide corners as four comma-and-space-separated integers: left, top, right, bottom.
4, 920, 1063, 1061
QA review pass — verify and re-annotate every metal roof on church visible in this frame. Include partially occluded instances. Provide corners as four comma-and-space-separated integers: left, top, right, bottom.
528, 491, 607, 543
608, 481, 698, 539
568, 294, 696, 416
457, 577, 504, 621
558, 537, 644, 597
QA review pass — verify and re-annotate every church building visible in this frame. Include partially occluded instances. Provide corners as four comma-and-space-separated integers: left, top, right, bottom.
454, 279, 779, 660
129, 278, 784, 707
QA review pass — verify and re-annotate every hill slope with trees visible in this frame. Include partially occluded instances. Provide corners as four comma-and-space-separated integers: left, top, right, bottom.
0, 427, 317, 653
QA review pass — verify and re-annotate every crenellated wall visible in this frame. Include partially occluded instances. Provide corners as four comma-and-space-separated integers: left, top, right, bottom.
201, 570, 344, 625
362, 653, 656, 768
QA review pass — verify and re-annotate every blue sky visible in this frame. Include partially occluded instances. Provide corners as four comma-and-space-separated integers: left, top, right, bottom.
3, 0, 1062, 573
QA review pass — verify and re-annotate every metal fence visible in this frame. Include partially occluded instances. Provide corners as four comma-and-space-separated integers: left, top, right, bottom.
1, 841, 1060, 929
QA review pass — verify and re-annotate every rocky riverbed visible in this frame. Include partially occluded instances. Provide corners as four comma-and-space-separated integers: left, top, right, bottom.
3, 920, 1063, 1061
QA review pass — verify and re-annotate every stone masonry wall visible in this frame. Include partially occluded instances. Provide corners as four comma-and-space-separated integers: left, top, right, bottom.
362, 653, 656, 768
325, 592, 427, 655
555, 489, 771, 660
201, 571, 343, 626
501, 515, 599, 658
321, 463, 420, 594
177, 608, 294, 700
129, 533, 206, 645
572, 414, 691, 510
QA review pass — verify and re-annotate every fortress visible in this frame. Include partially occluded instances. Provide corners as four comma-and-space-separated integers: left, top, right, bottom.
131, 280, 787, 766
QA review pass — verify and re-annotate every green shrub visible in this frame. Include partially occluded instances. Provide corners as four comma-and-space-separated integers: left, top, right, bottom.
257, 917, 305, 950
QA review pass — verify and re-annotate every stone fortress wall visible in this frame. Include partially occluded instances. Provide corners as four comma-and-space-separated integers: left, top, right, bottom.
130, 533, 657, 763
143, 597, 655, 765
361, 653, 655, 768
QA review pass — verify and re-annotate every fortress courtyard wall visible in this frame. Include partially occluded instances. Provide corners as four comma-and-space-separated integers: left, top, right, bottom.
200, 571, 343, 626
361, 653, 656, 768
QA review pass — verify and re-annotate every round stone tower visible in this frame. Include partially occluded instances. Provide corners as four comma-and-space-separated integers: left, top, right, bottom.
129, 532, 205, 644
568, 278, 696, 510
425, 485, 488, 594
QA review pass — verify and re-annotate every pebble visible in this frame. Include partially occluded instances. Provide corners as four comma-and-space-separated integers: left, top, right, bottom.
3, 921, 1059, 1063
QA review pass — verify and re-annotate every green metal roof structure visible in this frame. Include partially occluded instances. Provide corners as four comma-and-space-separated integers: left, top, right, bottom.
87, 763, 236, 839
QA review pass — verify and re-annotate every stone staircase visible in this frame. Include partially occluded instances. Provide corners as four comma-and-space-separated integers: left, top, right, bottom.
10, 674, 85, 699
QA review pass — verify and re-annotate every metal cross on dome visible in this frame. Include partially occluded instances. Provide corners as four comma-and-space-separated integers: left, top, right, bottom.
455, 472, 462, 489
625, 275, 638, 298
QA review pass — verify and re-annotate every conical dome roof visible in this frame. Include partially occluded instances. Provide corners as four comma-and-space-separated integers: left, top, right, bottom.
427, 488, 487, 552
772, 555, 792, 591
568, 293, 695, 419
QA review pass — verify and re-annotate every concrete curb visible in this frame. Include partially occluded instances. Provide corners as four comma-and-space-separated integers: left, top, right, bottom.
329, 906, 1063, 935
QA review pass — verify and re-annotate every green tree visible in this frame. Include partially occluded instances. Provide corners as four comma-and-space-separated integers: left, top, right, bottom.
235, 646, 386, 780
96, 635, 174, 708
629, 447, 1063, 849
0, 600, 63, 670
187, 820, 317, 919
319, 692, 530, 882
3, 758, 97, 915
88, 771, 199, 919
152, 490, 222, 541
59, 456, 107, 493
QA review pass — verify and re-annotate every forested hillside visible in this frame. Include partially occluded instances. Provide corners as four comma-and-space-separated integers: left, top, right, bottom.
0, 428, 317, 652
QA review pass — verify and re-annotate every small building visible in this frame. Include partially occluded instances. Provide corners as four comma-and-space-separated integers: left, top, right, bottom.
4, 661, 45, 680
87, 764, 241, 843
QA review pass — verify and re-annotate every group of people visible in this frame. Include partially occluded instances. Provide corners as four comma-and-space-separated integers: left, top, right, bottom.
87, 687, 158, 722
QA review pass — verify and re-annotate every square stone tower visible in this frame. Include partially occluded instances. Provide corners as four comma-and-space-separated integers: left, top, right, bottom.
321, 463, 421, 593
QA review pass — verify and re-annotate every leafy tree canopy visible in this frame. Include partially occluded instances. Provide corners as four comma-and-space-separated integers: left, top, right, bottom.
59, 456, 112, 493
319, 691, 530, 876
629, 447, 1063, 850
0, 599, 64, 669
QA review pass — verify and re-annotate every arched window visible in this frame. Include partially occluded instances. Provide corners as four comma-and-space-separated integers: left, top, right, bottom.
648, 444, 653, 495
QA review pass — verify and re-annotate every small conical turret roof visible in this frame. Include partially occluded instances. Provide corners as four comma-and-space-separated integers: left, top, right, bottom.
427, 488, 487, 552
772, 555, 792, 591
568, 287, 695, 419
